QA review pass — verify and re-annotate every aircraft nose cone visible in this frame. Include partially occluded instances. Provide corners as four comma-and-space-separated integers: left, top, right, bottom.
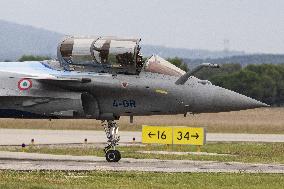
213, 86, 269, 112
218, 88, 269, 110
190, 85, 269, 113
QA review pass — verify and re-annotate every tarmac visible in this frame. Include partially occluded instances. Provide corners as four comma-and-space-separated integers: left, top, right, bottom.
0, 129, 284, 145
0, 151, 283, 173
0, 129, 283, 173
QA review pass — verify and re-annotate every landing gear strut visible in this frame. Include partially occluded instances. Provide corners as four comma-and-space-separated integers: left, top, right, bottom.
102, 120, 121, 162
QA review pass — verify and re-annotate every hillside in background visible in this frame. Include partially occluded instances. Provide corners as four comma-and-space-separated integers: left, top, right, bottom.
184, 54, 284, 68
0, 20, 246, 61
0, 19, 284, 66
141, 45, 245, 59
0, 20, 63, 61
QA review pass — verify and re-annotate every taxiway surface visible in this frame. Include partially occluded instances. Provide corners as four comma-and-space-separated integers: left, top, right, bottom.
0, 151, 283, 173
0, 129, 283, 145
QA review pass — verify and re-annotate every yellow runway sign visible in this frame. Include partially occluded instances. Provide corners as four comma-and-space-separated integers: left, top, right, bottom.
142, 126, 206, 145
142, 126, 172, 144
173, 127, 205, 145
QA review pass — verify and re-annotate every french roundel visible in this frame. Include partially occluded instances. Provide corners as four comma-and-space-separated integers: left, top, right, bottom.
18, 79, 32, 90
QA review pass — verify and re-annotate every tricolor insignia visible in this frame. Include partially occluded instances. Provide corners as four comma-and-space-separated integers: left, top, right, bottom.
18, 79, 32, 91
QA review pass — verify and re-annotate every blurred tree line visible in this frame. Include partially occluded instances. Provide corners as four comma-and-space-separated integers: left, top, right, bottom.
194, 63, 284, 106
2, 55, 51, 62
167, 57, 284, 106
18, 55, 51, 62
167, 57, 189, 72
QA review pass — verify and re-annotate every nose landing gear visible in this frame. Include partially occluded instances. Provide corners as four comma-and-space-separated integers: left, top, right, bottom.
106, 150, 121, 162
102, 120, 121, 162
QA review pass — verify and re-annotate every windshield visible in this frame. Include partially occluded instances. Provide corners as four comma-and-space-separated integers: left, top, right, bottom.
144, 55, 185, 77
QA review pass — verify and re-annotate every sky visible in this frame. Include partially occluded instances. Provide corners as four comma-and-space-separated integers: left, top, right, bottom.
0, 0, 284, 53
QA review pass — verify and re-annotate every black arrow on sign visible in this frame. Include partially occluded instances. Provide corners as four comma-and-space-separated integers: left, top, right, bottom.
148, 132, 156, 138
191, 133, 199, 139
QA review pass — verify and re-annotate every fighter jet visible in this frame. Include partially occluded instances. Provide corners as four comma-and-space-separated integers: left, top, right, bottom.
0, 36, 268, 162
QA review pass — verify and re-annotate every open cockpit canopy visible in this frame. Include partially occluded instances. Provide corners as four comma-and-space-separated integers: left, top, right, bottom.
58, 36, 143, 74
58, 36, 184, 76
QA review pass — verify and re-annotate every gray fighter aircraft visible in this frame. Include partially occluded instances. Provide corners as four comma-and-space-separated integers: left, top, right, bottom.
0, 36, 268, 162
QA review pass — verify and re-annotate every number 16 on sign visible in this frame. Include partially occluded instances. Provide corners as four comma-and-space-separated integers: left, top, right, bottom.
142, 126, 172, 144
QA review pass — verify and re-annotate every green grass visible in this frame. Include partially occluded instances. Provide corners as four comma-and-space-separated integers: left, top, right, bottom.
1, 142, 284, 164
0, 143, 283, 188
0, 171, 283, 189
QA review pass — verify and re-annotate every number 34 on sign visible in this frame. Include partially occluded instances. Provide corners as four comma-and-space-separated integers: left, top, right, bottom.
142, 125, 206, 145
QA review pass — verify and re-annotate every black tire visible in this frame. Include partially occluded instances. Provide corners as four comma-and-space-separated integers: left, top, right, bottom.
106, 150, 121, 162
115, 150, 121, 161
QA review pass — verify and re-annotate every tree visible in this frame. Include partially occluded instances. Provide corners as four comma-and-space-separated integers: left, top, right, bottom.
195, 63, 242, 80
210, 64, 284, 105
18, 55, 51, 62
166, 57, 188, 72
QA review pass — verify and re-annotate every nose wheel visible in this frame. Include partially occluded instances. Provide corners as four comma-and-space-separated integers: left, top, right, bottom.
102, 120, 121, 162
106, 150, 121, 162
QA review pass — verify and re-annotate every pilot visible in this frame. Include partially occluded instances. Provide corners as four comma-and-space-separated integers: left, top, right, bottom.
100, 49, 109, 64
116, 52, 134, 67
93, 40, 111, 64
